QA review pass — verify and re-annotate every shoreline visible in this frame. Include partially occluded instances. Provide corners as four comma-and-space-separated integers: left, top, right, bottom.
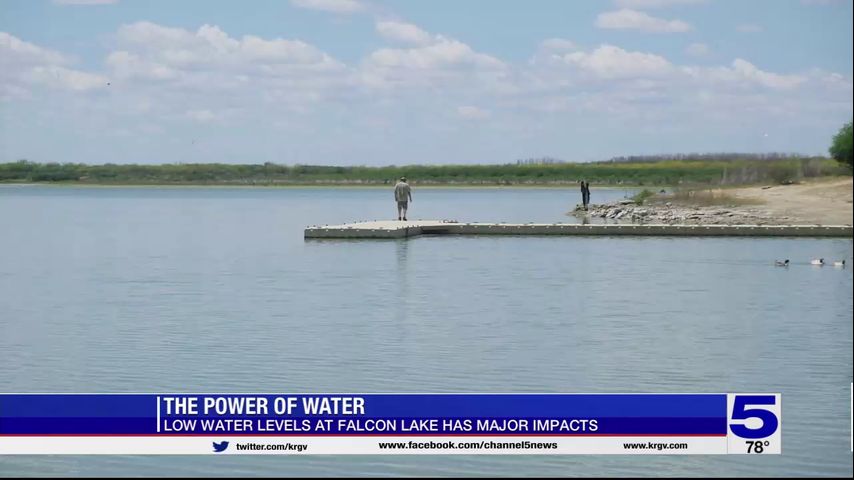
4, 177, 852, 226
1, 176, 850, 190
571, 177, 853, 226
0, 181, 644, 190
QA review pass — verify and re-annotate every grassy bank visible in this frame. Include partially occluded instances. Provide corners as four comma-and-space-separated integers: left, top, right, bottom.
0, 156, 848, 187
632, 188, 762, 207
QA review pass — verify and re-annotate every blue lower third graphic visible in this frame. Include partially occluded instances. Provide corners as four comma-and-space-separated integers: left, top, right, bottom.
0, 393, 781, 455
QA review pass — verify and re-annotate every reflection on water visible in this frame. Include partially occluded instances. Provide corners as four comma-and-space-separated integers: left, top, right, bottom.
394, 240, 409, 331
0, 186, 851, 477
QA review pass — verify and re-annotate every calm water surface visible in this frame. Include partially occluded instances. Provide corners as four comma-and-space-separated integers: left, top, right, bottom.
0, 186, 851, 477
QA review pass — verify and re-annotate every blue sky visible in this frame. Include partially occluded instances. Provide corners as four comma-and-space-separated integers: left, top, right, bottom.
1, 0, 852, 165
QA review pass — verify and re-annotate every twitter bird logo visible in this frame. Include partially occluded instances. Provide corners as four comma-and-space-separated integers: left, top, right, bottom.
212, 441, 229, 453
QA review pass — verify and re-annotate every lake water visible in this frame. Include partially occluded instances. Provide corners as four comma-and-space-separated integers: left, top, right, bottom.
0, 185, 851, 477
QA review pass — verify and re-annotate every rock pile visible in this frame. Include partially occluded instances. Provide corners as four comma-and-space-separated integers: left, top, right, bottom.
571, 200, 780, 225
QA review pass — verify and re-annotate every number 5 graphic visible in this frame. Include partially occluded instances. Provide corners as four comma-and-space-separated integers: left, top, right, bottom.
729, 395, 779, 439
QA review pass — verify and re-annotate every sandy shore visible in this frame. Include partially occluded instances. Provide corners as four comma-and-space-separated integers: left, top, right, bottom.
724, 177, 852, 225
573, 177, 853, 226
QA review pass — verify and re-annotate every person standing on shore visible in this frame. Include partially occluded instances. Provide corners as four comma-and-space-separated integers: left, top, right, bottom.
584, 181, 591, 209
580, 181, 590, 211
580, 181, 586, 210
394, 176, 413, 221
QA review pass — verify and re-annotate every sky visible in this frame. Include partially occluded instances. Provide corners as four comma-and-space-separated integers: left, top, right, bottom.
0, 0, 852, 165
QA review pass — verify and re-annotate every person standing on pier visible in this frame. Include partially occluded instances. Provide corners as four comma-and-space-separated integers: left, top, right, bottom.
394, 176, 413, 221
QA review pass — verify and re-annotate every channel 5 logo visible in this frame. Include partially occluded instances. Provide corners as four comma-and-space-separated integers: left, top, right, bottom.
727, 394, 781, 454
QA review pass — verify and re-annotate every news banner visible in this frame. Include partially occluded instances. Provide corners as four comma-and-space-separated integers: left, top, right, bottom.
0, 394, 781, 455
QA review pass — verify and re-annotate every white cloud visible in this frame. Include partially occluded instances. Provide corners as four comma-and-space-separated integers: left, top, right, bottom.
596, 9, 692, 33
290, 0, 364, 14
97, 21, 352, 123
116, 21, 200, 52
242, 36, 334, 64
26, 66, 108, 91
3, 22, 849, 163
729, 59, 805, 89
362, 21, 511, 93
457, 105, 491, 119
370, 38, 504, 69
368, 38, 504, 70
540, 38, 577, 51
682, 59, 806, 90
525, 41, 821, 134
1, 31, 107, 96
369, 19, 503, 72
819, 71, 853, 91
362, 38, 507, 93
685, 42, 710, 57
737, 23, 763, 33
615, 0, 706, 8
555, 44, 673, 79
53, 0, 118, 4
185, 109, 222, 123
0, 31, 67, 66
376, 20, 433, 46
106, 51, 177, 80
113, 21, 343, 74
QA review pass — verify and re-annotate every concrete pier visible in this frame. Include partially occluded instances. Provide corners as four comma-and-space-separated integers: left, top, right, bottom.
305, 220, 853, 239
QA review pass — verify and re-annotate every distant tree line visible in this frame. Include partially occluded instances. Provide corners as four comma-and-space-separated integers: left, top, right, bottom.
516, 157, 566, 165
605, 152, 809, 163
0, 155, 847, 187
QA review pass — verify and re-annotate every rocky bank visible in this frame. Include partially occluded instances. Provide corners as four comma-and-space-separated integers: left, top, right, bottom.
570, 199, 788, 225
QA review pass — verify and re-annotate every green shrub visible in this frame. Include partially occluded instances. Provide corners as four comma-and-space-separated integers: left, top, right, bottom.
631, 189, 656, 205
